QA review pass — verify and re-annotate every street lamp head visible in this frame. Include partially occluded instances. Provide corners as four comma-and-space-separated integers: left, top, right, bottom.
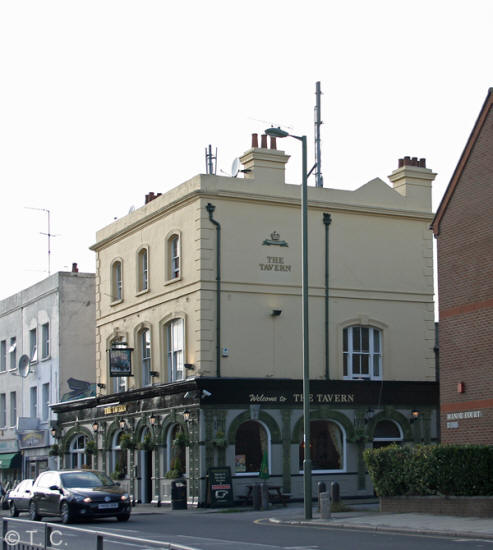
265, 127, 289, 139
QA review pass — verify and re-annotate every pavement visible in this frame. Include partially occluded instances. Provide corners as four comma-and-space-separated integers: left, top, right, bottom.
3, 500, 493, 541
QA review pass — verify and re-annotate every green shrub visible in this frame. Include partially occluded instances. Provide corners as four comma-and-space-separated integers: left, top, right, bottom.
364, 444, 493, 497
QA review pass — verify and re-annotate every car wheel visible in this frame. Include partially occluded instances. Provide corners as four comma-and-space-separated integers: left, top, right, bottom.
9, 502, 19, 517
116, 513, 130, 522
29, 501, 41, 521
60, 502, 72, 524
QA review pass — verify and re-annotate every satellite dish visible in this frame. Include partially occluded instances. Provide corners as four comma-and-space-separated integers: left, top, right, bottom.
18, 355, 30, 378
231, 158, 240, 178
128, 205, 135, 214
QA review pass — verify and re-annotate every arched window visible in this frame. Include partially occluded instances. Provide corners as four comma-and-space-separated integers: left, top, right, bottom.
111, 430, 127, 478
373, 419, 403, 449
166, 319, 184, 381
166, 424, 186, 476
69, 434, 88, 469
111, 260, 123, 301
299, 420, 345, 472
168, 234, 180, 280
140, 328, 152, 387
343, 326, 382, 380
137, 248, 149, 292
234, 420, 268, 475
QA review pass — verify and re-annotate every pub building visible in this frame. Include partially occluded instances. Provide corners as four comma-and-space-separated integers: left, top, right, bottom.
52, 136, 439, 506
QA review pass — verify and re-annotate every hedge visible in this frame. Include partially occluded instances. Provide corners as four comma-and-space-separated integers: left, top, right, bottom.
363, 444, 493, 496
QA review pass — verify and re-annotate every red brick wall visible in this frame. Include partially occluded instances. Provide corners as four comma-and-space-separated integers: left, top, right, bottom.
437, 104, 493, 444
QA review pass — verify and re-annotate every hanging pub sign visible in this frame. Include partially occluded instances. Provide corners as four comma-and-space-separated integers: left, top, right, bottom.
108, 344, 133, 377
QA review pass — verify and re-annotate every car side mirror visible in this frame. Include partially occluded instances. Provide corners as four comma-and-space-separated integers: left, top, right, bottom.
49, 485, 62, 492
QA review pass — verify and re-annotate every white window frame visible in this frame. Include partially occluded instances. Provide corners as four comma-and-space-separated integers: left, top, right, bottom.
9, 391, 17, 427
111, 259, 123, 302
299, 419, 346, 474
29, 328, 37, 363
0, 340, 6, 372
167, 319, 184, 382
0, 393, 6, 427
140, 328, 152, 387
343, 326, 382, 380
42, 383, 50, 421
9, 338, 16, 370
234, 419, 271, 477
41, 323, 50, 359
137, 247, 149, 293
70, 435, 88, 469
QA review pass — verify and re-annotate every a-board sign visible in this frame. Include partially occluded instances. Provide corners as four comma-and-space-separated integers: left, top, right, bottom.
208, 466, 233, 507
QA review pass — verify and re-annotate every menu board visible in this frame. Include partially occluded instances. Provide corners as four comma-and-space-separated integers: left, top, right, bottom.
208, 467, 233, 507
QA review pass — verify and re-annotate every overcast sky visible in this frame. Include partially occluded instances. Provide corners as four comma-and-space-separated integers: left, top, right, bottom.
1, 0, 491, 301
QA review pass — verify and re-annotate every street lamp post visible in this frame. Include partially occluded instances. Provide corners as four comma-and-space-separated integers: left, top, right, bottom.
265, 127, 312, 519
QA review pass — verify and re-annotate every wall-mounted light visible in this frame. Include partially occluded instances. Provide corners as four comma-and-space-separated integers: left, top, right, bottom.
50, 427, 58, 438
149, 371, 159, 378
97, 383, 106, 389
271, 309, 282, 317
149, 414, 157, 426
364, 408, 375, 424
184, 363, 195, 371
92, 422, 99, 433
183, 410, 191, 422
410, 409, 420, 423
119, 419, 127, 430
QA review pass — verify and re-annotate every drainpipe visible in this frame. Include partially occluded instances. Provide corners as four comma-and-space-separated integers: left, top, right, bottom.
323, 213, 332, 380
206, 203, 221, 378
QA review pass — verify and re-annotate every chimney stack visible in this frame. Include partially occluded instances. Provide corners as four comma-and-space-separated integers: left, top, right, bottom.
389, 157, 436, 211
239, 134, 290, 185
72, 263, 79, 273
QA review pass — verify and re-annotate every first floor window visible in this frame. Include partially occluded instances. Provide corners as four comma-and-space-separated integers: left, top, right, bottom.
42, 383, 50, 420
41, 323, 50, 359
299, 420, 344, 471
167, 319, 184, 381
0, 340, 6, 372
9, 392, 16, 427
0, 394, 6, 427
30, 386, 38, 418
343, 326, 382, 380
140, 328, 151, 386
30, 328, 37, 362
9, 338, 16, 370
235, 420, 268, 474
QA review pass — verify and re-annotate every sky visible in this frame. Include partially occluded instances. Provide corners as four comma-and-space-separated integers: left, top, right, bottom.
1, 0, 492, 302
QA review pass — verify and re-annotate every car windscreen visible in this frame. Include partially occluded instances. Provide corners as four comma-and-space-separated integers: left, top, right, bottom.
60, 472, 115, 488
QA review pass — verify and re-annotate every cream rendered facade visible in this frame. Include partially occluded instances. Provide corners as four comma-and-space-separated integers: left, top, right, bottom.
53, 139, 438, 506
93, 147, 436, 387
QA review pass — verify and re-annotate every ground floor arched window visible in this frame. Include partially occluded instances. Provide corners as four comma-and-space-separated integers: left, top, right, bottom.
299, 420, 344, 472
69, 434, 88, 468
166, 424, 186, 476
110, 430, 127, 478
372, 419, 403, 449
234, 420, 268, 474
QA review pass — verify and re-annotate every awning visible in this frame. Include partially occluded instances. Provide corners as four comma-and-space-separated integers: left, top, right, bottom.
0, 452, 21, 469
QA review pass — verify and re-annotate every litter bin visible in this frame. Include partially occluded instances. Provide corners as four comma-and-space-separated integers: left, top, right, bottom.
171, 479, 187, 510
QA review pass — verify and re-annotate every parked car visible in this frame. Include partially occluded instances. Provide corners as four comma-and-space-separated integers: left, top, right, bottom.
29, 470, 131, 524
7, 479, 34, 517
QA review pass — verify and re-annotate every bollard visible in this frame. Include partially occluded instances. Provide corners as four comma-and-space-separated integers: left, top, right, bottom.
317, 481, 326, 512
330, 481, 340, 504
319, 492, 331, 519
260, 482, 269, 510
252, 484, 261, 510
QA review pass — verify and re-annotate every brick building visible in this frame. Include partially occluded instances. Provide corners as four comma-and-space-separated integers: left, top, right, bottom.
431, 88, 493, 444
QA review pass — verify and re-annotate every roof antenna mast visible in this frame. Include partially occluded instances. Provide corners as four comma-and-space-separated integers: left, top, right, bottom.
205, 144, 217, 175
314, 81, 324, 187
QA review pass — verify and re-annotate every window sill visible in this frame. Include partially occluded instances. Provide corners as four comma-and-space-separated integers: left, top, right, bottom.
164, 276, 182, 287
110, 298, 123, 307
136, 288, 150, 297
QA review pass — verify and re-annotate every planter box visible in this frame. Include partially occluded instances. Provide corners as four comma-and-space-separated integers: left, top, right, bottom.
380, 496, 493, 518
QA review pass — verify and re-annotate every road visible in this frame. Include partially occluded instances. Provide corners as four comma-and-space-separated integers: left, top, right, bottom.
4, 509, 491, 550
